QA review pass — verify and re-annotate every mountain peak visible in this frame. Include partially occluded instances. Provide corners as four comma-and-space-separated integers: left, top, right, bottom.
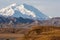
9, 3, 17, 7
0, 3, 49, 20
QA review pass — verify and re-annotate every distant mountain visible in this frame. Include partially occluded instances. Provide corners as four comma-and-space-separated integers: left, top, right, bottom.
0, 3, 49, 20
40, 17, 60, 26
0, 3, 60, 26
49, 17, 60, 26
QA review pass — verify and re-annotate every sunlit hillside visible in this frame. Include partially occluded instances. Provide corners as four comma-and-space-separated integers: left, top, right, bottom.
0, 25, 60, 40
24, 26, 60, 40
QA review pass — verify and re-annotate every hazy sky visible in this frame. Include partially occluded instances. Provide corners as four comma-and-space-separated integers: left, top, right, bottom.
0, 0, 60, 17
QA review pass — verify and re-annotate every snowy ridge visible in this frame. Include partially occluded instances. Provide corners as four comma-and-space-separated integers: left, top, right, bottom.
16, 5, 36, 17
0, 3, 49, 20
0, 3, 17, 16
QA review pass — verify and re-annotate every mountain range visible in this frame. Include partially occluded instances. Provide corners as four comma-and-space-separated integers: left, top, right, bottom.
0, 3, 60, 27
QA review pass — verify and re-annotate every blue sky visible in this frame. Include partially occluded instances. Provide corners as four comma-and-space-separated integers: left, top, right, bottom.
0, 0, 60, 17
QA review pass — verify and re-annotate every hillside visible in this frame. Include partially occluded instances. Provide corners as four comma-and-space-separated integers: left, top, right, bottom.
24, 26, 60, 40
0, 25, 60, 40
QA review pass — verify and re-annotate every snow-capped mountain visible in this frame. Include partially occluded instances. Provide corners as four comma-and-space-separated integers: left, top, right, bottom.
0, 3, 49, 20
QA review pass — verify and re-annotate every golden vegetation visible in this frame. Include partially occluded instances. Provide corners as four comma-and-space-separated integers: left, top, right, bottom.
0, 25, 60, 40
24, 26, 60, 40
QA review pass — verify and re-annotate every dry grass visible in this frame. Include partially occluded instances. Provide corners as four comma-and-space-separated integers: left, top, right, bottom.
24, 26, 60, 40
0, 26, 60, 40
